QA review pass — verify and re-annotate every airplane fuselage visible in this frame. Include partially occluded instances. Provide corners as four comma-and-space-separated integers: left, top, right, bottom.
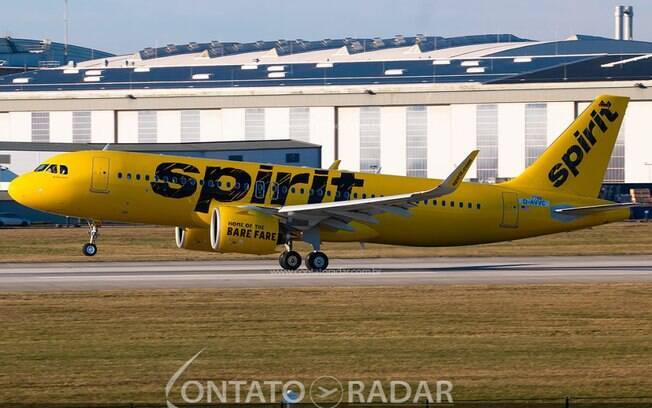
10, 150, 626, 247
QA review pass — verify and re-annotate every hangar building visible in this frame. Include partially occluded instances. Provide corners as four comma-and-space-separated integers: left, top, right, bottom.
1, 31, 652, 188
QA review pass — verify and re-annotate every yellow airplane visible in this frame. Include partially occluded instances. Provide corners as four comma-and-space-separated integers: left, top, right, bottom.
8, 95, 636, 271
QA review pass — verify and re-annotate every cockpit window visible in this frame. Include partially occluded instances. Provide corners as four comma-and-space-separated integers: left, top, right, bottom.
34, 164, 48, 172
46, 164, 58, 174
60, 165, 69, 175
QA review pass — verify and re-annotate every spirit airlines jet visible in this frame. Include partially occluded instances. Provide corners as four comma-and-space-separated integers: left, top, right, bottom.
8, 95, 636, 271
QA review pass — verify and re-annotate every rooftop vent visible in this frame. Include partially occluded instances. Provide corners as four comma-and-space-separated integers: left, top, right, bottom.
372, 37, 385, 48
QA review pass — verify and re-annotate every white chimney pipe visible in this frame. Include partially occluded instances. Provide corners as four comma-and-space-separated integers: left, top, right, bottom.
614, 5, 624, 40
623, 6, 634, 40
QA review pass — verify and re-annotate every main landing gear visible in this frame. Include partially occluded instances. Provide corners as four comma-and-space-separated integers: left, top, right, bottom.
277, 228, 329, 272
82, 221, 99, 257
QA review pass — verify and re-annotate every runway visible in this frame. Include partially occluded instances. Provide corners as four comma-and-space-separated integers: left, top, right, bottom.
0, 256, 651, 291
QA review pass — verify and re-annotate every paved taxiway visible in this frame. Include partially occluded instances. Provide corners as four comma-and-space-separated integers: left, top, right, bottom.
0, 256, 651, 291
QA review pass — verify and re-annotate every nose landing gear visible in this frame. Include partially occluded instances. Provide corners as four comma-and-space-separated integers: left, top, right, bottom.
82, 222, 100, 257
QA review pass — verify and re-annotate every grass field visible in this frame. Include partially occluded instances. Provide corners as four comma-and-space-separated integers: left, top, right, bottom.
0, 222, 651, 263
1, 284, 651, 403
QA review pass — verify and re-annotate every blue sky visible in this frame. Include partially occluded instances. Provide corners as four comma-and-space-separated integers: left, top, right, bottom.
2, 0, 652, 54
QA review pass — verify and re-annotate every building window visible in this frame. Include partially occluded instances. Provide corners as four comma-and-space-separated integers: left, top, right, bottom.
406, 106, 427, 177
289, 107, 310, 142
605, 123, 625, 182
228, 155, 243, 161
476, 104, 498, 183
286, 153, 300, 163
180, 110, 200, 143
245, 108, 265, 140
360, 106, 381, 173
138, 111, 157, 143
72, 111, 92, 143
31, 112, 50, 143
524, 103, 546, 167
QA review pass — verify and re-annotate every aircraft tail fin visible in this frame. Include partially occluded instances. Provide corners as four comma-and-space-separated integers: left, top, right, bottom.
505, 95, 629, 197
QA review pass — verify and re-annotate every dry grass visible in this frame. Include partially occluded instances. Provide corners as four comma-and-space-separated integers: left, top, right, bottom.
0, 222, 651, 263
0, 284, 651, 403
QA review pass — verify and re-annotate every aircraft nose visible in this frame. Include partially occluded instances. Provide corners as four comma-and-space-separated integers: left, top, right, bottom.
8, 175, 29, 206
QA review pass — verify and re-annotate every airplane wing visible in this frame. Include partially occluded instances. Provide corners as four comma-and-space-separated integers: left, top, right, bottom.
554, 202, 639, 215
243, 150, 478, 232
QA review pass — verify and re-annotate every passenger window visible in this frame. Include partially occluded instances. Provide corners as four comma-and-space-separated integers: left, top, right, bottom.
171, 177, 177, 184
459, 202, 463, 208
59, 165, 69, 175
362, 193, 366, 199
433, 200, 437, 205
226, 181, 231, 188
300, 188, 305, 194
442, 200, 446, 206
46, 164, 58, 174
477, 203, 481, 210
291, 187, 296, 193
118, 172, 123, 179
208, 180, 215, 188
468, 202, 472, 209
127, 173, 132, 180
450, 201, 455, 207
34, 164, 48, 172
145, 175, 150, 181
136, 174, 141, 181
353, 193, 358, 199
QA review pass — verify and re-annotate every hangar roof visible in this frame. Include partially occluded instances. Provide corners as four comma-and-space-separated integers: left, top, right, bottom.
0, 139, 320, 152
2, 34, 652, 92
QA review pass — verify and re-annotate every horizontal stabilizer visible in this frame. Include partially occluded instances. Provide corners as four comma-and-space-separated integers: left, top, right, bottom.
554, 202, 638, 215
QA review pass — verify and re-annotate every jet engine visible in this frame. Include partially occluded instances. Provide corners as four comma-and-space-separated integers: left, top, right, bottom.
210, 206, 282, 255
175, 226, 212, 251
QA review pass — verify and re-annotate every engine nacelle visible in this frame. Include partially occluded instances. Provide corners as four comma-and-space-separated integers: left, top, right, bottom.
210, 206, 280, 255
175, 226, 212, 251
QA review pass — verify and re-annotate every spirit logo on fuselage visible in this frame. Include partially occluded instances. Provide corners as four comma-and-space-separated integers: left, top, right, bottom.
548, 101, 620, 188
151, 163, 365, 212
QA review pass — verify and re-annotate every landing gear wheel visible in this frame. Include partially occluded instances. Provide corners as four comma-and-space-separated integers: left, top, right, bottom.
306, 251, 329, 272
82, 243, 97, 257
279, 250, 302, 270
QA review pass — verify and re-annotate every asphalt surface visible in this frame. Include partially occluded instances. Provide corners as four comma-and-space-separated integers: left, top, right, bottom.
0, 256, 651, 291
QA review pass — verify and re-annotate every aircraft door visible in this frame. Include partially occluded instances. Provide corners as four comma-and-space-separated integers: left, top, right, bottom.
90, 157, 110, 193
500, 192, 519, 228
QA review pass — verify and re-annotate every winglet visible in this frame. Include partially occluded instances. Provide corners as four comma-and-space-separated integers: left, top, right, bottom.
410, 150, 478, 201
439, 150, 479, 193
328, 160, 341, 170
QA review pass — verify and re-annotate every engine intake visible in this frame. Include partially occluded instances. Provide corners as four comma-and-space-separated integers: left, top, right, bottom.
210, 206, 280, 255
175, 226, 212, 251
